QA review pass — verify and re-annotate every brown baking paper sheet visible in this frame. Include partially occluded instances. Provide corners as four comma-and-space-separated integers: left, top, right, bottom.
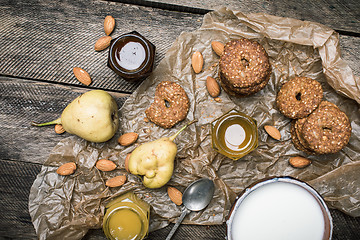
29, 7, 360, 240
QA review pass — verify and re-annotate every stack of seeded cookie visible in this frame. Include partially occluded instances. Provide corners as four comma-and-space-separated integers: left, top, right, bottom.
219, 39, 272, 97
276, 77, 351, 155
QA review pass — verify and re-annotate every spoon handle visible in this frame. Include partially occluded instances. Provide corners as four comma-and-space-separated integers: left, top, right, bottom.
165, 208, 191, 240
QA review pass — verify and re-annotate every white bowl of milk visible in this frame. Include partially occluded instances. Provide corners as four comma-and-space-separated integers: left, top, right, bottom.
226, 177, 332, 240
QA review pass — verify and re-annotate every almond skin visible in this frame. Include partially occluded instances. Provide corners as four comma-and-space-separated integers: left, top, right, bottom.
206, 76, 220, 98
264, 125, 281, 140
289, 156, 311, 168
118, 132, 138, 146
96, 159, 117, 171
73, 67, 91, 86
54, 124, 65, 134
211, 41, 224, 56
106, 175, 127, 187
191, 51, 204, 73
125, 153, 131, 172
94, 35, 112, 51
167, 186, 183, 205
56, 162, 76, 176
104, 15, 115, 35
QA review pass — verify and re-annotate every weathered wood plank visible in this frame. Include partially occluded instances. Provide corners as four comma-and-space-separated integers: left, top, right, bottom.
0, 159, 40, 239
0, 76, 128, 164
1, 0, 358, 96
140, 0, 360, 34
0, 0, 202, 92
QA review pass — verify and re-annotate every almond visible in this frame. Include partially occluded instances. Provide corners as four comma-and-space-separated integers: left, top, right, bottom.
104, 15, 115, 36
211, 41, 224, 56
167, 186, 183, 205
206, 76, 220, 98
94, 35, 112, 51
125, 153, 131, 172
106, 175, 127, 187
56, 162, 76, 176
73, 67, 91, 86
118, 132, 138, 146
54, 124, 65, 134
191, 51, 204, 73
264, 125, 281, 140
289, 156, 311, 168
96, 159, 117, 171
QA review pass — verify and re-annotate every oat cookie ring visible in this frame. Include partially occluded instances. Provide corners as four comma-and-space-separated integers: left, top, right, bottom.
145, 81, 190, 129
290, 121, 315, 155
293, 118, 317, 155
219, 71, 270, 97
276, 77, 323, 119
219, 39, 271, 88
302, 105, 351, 154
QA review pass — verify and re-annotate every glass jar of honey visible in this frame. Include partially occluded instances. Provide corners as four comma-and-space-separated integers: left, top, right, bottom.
107, 31, 155, 82
103, 192, 150, 240
211, 109, 258, 160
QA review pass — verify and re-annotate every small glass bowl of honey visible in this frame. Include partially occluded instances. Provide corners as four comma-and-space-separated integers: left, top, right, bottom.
107, 31, 155, 82
211, 109, 258, 160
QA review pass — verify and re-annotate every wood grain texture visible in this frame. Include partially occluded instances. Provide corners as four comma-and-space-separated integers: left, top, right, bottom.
141, 0, 360, 34
1, 0, 359, 239
0, 0, 202, 92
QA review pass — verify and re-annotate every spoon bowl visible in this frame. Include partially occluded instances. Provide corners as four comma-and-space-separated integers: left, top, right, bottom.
183, 178, 215, 211
165, 178, 215, 240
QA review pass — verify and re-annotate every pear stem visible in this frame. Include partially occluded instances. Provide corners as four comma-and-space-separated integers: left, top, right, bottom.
169, 119, 197, 142
31, 117, 62, 127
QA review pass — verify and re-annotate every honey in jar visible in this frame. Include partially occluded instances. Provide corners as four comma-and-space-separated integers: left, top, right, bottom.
103, 192, 150, 240
211, 109, 258, 160
108, 31, 155, 82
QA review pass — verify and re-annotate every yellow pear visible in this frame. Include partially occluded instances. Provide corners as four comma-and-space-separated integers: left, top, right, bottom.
129, 120, 196, 188
32, 90, 119, 142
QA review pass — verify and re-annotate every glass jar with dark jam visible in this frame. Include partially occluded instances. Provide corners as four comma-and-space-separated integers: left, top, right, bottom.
211, 109, 258, 160
108, 31, 155, 82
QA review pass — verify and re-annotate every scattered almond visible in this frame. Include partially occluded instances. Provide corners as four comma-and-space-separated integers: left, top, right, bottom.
211, 41, 224, 56
96, 159, 117, 171
191, 51, 204, 73
73, 67, 91, 86
125, 153, 131, 172
167, 186, 183, 205
264, 125, 281, 140
54, 124, 65, 134
206, 76, 220, 98
214, 97, 222, 102
289, 156, 311, 168
56, 162, 76, 176
118, 132, 138, 146
106, 175, 127, 187
94, 35, 112, 51
104, 15, 115, 35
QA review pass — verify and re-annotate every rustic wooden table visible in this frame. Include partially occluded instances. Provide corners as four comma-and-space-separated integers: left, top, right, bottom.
1, 0, 359, 239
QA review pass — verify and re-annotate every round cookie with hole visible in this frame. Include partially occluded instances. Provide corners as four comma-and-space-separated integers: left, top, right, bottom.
276, 77, 323, 119
145, 81, 190, 129
219, 38, 271, 97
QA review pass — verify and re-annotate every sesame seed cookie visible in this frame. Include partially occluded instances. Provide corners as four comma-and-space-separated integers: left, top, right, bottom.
302, 102, 351, 154
290, 120, 315, 155
276, 77, 323, 119
219, 71, 270, 97
219, 39, 271, 90
145, 81, 190, 129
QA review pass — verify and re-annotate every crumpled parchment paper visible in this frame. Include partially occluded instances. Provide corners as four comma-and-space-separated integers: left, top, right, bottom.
29, 7, 360, 240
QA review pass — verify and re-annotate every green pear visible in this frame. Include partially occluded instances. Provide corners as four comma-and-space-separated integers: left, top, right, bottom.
32, 90, 119, 142
128, 120, 196, 188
